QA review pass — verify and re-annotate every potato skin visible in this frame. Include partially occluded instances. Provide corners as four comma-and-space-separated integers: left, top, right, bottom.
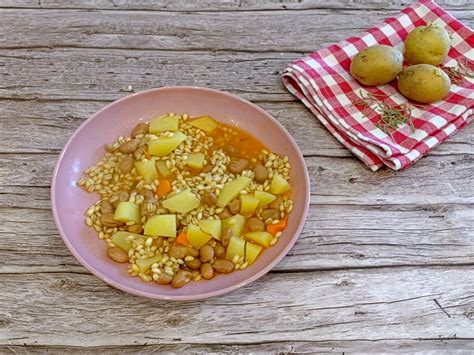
404, 25, 450, 65
398, 64, 451, 103
350, 45, 403, 86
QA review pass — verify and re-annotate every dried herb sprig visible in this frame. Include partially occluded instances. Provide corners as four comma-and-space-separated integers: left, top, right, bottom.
441, 59, 474, 84
354, 92, 414, 140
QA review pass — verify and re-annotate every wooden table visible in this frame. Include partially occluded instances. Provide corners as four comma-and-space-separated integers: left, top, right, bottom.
1, 0, 473, 352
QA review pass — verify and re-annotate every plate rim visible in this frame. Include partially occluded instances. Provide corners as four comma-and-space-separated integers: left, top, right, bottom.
51, 86, 310, 301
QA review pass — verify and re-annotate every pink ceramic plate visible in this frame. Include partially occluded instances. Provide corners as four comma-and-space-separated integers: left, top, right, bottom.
51, 87, 310, 300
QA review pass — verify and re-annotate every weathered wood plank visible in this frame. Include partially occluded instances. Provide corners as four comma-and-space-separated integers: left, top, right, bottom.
0, 0, 471, 11
0, 193, 472, 273
1, 99, 471, 156
1, 152, 472, 204
0, 267, 472, 349
0, 9, 472, 53
0, 49, 297, 102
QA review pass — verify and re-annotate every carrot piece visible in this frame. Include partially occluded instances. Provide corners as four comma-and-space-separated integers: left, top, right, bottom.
176, 232, 188, 246
144, 151, 152, 160
267, 214, 288, 235
156, 179, 172, 198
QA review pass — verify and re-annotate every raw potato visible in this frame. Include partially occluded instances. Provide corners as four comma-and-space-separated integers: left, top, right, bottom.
162, 190, 200, 214
269, 174, 291, 195
187, 224, 212, 250
149, 114, 180, 133
404, 24, 450, 66
245, 242, 263, 264
217, 176, 252, 207
240, 194, 259, 216
244, 231, 273, 247
222, 214, 246, 237
144, 214, 177, 237
134, 160, 158, 182
186, 153, 205, 169
198, 219, 222, 240
350, 45, 403, 86
148, 131, 187, 156
398, 64, 451, 103
254, 191, 276, 207
225, 236, 246, 260
189, 116, 218, 133
111, 231, 144, 251
113, 202, 140, 224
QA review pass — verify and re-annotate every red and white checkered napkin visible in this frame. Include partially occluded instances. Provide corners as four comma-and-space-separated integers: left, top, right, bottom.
283, 0, 473, 171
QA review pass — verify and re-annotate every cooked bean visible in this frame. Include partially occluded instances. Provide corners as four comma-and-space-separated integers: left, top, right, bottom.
119, 154, 134, 173
247, 217, 265, 231
200, 263, 214, 280
214, 243, 225, 257
171, 270, 192, 288
127, 224, 143, 234
101, 200, 114, 214
185, 258, 202, 270
101, 213, 121, 227
261, 208, 280, 221
169, 245, 187, 260
200, 245, 214, 262
186, 247, 200, 257
202, 191, 217, 206
254, 164, 268, 183
213, 260, 234, 274
133, 145, 147, 160
225, 145, 239, 156
228, 199, 241, 214
118, 139, 139, 153
202, 165, 213, 173
131, 122, 149, 137
156, 272, 172, 285
218, 208, 232, 220
107, 247, 128, 263
112, 191, 130, 208
105, 143, 117, 153
229, 158, 249, 174
154, 237, 164, 248
269, 196, 283, 210
221, 228, 232, 247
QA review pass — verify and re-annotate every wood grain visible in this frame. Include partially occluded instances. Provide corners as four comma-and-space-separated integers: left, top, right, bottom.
0, 0, 473, 352
0, 267, 473, 350
0, 0, 471, 11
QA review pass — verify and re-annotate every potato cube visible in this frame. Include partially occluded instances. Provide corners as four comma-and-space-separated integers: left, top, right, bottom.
240, 194, 259, 216
186, 224, 212, 249
254, 191, 276, 207
136, 254, 162, 273
188, 116, 218, 133
186, 153, 205, 169
155, 160, 173, 178
149, 114, 179, 133
245, 242, 263, 264
225, 236, 246, 261
217, 176, 252, 207
198, 219, 221, 240
111, 231, 144, 251
114, 202, 140, 224
144, 214, 176, 238
269, 174, 291, 195
244, 231, 273, 247
148, 131, 187, 157
222, 214, 246, 237
134, 160, 158, 182
162, 190, 200, 214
